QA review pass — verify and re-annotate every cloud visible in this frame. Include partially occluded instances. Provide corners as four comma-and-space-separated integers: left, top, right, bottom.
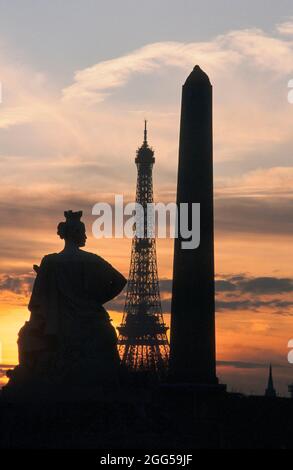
0, 365, 14, 388
277, 19, 293, 36
0, 107, 36, 129
0, 364, 14, 371
216, 280, 237, 292
215, 274, 293, 314
0, 49, 56, 130
62, 28, 293, 105
105, 275, 293, 315
220, 28, 293, 73
216, 298, 293, 313
8, 263, 278, 305
217, 360, 281, 370
238, 277, 293, 294
0, 274, 34, 295
159, 279, 173, 293
62, 40, 240, 104
1, 24, 293, 192
218, 275, 293, 295
92, 274, 283, 314
217, 167, 293, 198
215, 195, 293, 236
1, 268, 292, 319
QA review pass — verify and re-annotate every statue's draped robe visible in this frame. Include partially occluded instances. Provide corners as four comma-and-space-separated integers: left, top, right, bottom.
18, 251, 123, 387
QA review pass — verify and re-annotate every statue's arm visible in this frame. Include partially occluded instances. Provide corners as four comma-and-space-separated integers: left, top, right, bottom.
107, 266, 127, 301
96, 256, 127, 304
28, 256, 49, 324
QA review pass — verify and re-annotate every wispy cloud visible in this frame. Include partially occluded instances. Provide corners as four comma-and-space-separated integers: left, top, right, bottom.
62, 28, 293, 105
277, 18, 293, 36
217, 167, 293, 198
217, 360, 283, 370
215, 274, 293, 314
105, 274, 293, 316
62, 40, 240, 104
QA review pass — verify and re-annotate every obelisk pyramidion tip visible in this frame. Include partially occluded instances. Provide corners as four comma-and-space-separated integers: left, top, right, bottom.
184, 65, 211, 86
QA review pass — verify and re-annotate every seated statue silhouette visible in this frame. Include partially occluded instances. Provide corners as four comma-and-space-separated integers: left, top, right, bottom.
5, 211, 127, 399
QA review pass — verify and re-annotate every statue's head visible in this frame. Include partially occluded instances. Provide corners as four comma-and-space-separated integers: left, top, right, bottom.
57, 210, 87, 247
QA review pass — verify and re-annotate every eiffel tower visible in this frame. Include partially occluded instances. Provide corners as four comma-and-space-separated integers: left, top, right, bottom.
117, 122, 169, 378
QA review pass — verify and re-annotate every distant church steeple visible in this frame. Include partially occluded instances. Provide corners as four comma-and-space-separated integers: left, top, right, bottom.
265, 364, 277, 397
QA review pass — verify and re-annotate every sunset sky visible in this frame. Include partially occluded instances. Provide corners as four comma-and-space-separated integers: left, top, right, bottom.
0, 0, 293, 394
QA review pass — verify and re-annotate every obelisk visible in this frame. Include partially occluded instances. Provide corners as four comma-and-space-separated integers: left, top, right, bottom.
169, 65, 218, 385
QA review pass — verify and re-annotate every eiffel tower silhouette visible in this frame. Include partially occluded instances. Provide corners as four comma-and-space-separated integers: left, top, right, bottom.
117, 122, 169, 378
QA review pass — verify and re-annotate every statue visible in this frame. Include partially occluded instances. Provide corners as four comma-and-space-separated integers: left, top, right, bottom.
4, 211, 127, 399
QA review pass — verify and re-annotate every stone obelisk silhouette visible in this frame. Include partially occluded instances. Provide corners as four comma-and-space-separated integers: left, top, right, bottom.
169, 66, 219, 386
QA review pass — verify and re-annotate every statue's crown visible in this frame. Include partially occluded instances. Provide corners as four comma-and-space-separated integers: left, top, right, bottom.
64, 210, 83, 222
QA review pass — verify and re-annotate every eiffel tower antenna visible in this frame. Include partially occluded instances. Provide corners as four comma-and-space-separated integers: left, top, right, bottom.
144, 119, 148, 144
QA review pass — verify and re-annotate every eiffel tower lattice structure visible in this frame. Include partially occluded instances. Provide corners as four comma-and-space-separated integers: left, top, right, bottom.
117, 122, 170, 378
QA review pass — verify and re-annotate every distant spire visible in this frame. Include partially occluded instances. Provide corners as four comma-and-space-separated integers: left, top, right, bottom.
144, 119, 148, 145
265, 364, 277, 398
